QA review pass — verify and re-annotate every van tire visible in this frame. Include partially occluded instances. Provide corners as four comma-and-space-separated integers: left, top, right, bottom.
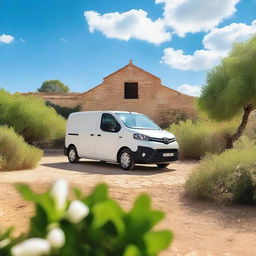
118, 149, 135, 170
157, 163, 169, 169
68, 146, 79, 164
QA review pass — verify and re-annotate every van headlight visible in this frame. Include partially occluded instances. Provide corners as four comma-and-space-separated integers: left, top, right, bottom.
133, 133, 150, 141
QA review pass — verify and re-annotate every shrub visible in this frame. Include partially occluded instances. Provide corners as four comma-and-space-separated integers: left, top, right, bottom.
159, 110, 193, 129
168, 120, 236, 160
185, 141, 256, 204
0, 126, 43, 170
0, 89, 66, 144
45, 101, 81, 119
0, 180, 173, 256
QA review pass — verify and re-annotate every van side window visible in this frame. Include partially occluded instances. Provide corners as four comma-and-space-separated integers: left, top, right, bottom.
100, 114, 121, 133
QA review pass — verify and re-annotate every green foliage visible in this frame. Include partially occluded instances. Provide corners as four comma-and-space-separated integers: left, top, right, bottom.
198, 36, 256, 121
160, 110, 193, 129
0, 181, 173, 256
0, 126, 42, 170
45, 101, 81, 119
0, 89, 66, 143
38, 80, 70, 93
185, 139, 256, 204
168, 119, 236, 159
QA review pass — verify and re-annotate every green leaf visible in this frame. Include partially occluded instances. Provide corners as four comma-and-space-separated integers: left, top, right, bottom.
29, 205, 48, 237
0, 227, 13, 241
16, 183, 37, 201
73, 187, 83, 200
92, 199, 125, 235
16, 183, 63, 223
144, 230, 173, 255
126, 194, 165, 237
84, 183, 108, 207
132, 194, 151, 213
123, 245, 141, 256
148, 210, 165, 226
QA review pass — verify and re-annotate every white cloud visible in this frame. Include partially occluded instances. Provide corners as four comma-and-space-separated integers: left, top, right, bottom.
162, 20, 256, 71
162, 48, 225, 71
156, 0, 240, 36
61, 38, 67, 42
0, 34, 14, 44
19, 38, 26, 43
203, 21, 256, 52
84, 9, 171, 45
177, 84, 202, 97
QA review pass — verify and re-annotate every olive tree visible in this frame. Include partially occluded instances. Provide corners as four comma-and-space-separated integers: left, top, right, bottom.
198, 36, 256, 148
38, 80, 70, 93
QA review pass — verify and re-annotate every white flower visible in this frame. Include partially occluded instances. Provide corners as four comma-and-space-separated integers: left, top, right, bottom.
66, 200, 89, 223
47, 227, 65, 249
11, 238, 50, 256
50, 179, 68, 211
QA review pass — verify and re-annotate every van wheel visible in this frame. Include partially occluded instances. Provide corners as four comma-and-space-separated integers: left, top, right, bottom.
157, 163, 169, 169
118, 149, 135, 170
68, 146, 79, 164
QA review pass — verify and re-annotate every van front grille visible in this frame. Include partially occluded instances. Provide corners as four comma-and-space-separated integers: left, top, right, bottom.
149, 137, 176, 144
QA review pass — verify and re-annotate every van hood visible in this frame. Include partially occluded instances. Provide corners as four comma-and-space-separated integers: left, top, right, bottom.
129, 129, 175, 139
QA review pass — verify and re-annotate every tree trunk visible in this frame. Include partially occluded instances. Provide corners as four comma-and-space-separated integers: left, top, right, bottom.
226, 104, 254, 149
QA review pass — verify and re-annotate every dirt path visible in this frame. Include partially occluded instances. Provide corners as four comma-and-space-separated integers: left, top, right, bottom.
0, 149, 256, 256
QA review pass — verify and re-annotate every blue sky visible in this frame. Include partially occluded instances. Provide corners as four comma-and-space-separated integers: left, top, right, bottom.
0, 0, 255, 96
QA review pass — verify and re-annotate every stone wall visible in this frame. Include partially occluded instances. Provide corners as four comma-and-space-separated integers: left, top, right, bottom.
22, 92, 83, 107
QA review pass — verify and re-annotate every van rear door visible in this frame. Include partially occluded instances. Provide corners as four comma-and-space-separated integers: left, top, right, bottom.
94, 113, 121, 161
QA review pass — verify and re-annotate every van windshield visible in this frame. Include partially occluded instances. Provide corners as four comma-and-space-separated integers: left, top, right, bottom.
116, 113, 161, 130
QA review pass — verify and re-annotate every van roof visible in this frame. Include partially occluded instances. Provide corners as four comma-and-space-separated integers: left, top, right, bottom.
70, 111, 140, 116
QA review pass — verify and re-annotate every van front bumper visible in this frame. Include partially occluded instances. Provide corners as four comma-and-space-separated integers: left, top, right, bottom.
132, 146, 179, 164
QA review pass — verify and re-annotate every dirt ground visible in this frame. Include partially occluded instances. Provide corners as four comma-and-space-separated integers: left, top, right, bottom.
0, 149, 256, 256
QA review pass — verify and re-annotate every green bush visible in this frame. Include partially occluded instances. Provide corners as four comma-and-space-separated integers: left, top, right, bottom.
45, 101, 81, 119
0, 126, 43, 170
0, 89, 66, 144
0, 180, 173, 256
185, 140, 256, 204
168, 120, 236, 160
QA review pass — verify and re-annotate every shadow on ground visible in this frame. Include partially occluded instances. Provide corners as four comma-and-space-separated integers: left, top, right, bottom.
42, 160, 177, 176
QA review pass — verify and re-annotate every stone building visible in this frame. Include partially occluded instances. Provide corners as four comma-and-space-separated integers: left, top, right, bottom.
24, 60, 196, 125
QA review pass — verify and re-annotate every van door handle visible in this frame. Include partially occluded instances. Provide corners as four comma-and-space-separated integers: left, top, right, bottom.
90, 134, 94, 136
97, 134, 101, 137
119, 136, 123, 139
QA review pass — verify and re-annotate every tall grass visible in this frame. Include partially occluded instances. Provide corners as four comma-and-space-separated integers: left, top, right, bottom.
168, 120, 237, 160
0, 126, 43, 170
185, 139, 256, 204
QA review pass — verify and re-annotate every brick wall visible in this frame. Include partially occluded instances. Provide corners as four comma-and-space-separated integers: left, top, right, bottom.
78, 62, 196, 123
22, 61, 196, 125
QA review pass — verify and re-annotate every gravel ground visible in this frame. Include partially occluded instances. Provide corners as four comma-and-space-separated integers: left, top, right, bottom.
0, 149, 256, 256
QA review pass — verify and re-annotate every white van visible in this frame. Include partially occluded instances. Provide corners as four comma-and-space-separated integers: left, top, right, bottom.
65, 111, 179, 170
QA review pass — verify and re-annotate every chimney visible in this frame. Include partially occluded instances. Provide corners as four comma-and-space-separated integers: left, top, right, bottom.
129, 59, 133, 65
